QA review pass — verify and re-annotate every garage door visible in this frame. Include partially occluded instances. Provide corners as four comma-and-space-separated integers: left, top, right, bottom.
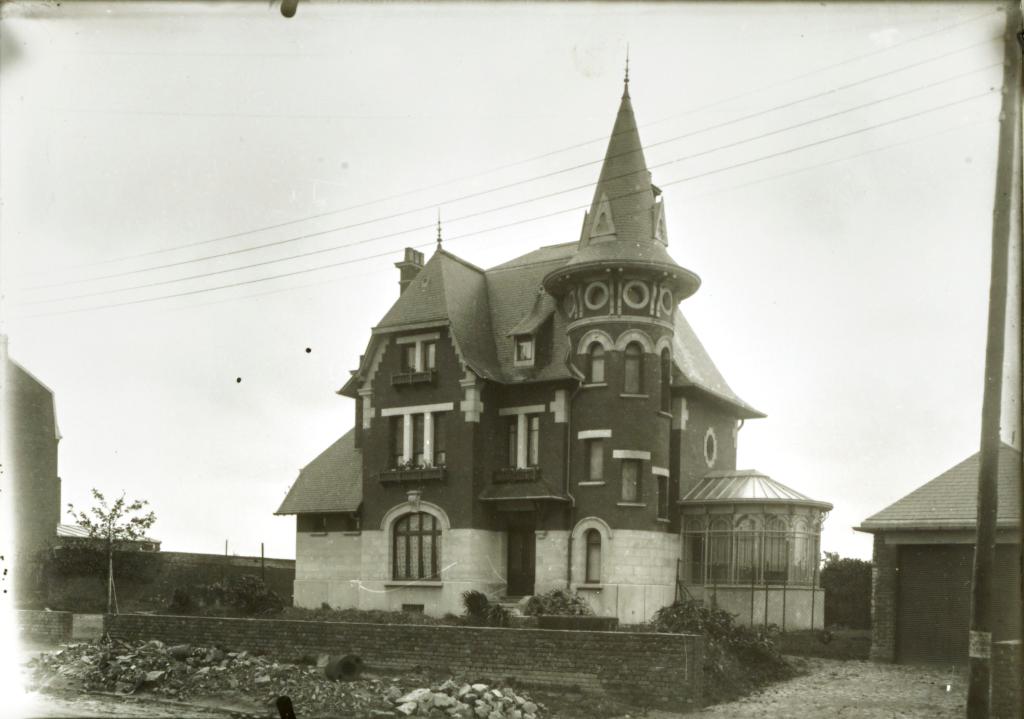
897, 544, 1021, 665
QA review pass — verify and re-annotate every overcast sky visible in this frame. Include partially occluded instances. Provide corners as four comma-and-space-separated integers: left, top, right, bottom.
1, 2, 1019, 563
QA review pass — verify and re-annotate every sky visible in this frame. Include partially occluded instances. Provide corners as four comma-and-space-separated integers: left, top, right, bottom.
0, 1, 1019, 564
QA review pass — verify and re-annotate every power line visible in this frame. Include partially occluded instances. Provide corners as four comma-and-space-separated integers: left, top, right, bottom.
18, 88, 993, 320
21, 64, 997, 307
35, 7, 998, 274
23, 33, 998, 295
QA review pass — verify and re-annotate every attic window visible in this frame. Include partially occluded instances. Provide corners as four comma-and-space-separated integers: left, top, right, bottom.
514, 335, 535, 366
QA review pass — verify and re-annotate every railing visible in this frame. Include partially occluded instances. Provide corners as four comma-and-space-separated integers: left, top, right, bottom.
378, 467, 447, 484
492, 467, 541, 483
390, 370, 437, 386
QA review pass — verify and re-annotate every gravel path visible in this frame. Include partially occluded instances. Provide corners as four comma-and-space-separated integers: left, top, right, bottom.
692, 658, 966, 718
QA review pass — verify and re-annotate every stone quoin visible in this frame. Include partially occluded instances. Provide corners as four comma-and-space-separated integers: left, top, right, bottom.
275, 73, 832, 626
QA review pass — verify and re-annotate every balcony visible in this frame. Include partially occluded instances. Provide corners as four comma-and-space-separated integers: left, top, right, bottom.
379, 466, 447, 484
492, 467, 541, 484
391, 369, 436, 387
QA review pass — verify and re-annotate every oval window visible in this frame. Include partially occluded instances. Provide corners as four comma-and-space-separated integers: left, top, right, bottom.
704, 428, 718, 467
584, 282, 610, 310
623, 281, 650, 309
659, 287, 674, 315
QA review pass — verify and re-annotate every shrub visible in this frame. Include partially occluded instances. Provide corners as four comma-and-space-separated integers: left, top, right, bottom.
281, 606, 459, 625
650, 600, 794, 703
522, 589, 593, 617
165, 575, 283, 617
461, 589, 509, 627
820, 553, 872, 629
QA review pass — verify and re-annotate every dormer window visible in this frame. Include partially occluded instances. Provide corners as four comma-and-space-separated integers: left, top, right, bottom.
514, 335, 535, 367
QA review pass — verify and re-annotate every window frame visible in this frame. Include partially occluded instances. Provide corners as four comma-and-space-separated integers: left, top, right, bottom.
587, 342, 606, 384
620, 458, 642, 502
657, 474, 669, 519
514, 335, 535, 366
623, 342, 644, 394
659, 348, 671, 412
527, 414, 540, 467
392, 511, 442, 581
390, 416, 404, 468
584, 529, 602, 584
586, 438, 604, 481
432, 412, 447, 467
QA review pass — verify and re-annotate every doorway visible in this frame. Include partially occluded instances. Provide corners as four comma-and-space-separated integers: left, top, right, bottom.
506, 522, 536, 597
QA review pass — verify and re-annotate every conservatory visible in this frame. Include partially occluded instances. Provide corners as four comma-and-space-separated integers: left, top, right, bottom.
679, 469, 832, 630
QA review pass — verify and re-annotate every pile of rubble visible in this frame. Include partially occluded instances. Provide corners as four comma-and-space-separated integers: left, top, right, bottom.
26, 639, 547, 718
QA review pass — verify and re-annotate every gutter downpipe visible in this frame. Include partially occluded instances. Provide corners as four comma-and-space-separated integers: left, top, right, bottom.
564, 356, 585, 589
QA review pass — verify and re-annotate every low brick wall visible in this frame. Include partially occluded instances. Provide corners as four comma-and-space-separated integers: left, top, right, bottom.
105, 613, 703, 709
16, 609, 73, 643
992, 639, 1022, 719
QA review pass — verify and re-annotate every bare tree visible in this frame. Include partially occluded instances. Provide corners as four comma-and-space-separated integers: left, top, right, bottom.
67, 489, 157, 614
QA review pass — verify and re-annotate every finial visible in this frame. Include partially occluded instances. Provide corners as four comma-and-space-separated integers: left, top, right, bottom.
436, 209, 443, 249
623, 44, 630, 99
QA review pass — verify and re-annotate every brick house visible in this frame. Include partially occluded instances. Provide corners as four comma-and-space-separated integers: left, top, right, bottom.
856, 443, 1021, 664
276, 78, 832, 625
1, 336, 62, 603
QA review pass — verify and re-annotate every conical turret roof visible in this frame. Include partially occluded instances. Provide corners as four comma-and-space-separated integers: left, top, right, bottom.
544, 83, 700, 298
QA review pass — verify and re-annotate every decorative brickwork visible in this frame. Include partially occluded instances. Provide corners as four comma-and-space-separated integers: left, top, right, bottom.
869, 534, 897, 662
104, 613, 703, 709
992, 639, 1022, 719
16, 609, 73, 643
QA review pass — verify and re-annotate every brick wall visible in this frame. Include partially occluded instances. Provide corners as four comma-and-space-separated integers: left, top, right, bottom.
992, 639, 1022, 719
104, 613, 703, 709
869, 534, 897, 662
16, 609, 73, 643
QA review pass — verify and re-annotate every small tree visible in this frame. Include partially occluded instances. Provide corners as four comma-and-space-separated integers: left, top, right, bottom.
66, 489, 157, 614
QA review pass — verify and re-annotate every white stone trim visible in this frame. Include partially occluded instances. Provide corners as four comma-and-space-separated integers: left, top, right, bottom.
578, 429, 612, 440
550, 389, 567, 424
622, 280, 651, 310
652, 466, 670, 477
613, 449, 651, 460
379, 501, 450, 532
672, 397, 689, 430
395, 332, 440, 345
614, 329, 655, 353
381, 402, 455, 417
654, 335, 673, 357
576, 329, 614, 355
572, 516, 613, 540
498, 404, 545, 417
704, 426, 718, 467
459, 371, 483, 423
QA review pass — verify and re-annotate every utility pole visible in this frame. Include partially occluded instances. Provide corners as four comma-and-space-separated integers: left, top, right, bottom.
966, 5, 1022, 717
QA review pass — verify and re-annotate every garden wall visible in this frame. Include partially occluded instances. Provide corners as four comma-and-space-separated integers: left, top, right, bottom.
39, 547, 295, 612
104, 613, 703, 709
16, 609, 73, 643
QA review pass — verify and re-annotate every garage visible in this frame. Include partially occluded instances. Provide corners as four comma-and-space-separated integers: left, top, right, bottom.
857, 443, 1022, 665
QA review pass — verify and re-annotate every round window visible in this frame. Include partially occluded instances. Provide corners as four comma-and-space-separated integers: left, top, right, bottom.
704, 427, 717, 467
659, 287, 674, 315
584, 281, 610, 310
623, 280, 650, 309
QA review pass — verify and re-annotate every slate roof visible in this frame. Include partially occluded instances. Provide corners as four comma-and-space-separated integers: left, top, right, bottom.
681, 470, 832, 511
857, 444, 1022, 532
275, 429, 362, 515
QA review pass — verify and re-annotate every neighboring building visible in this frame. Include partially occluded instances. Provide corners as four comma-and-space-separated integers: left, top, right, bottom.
856, 444, 1022, 664
56, 523, 162, 552
1, 336, 62, 602
276, 76, 832, 625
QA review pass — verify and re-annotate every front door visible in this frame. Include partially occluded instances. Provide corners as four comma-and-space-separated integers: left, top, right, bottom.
506, 524, 536, 597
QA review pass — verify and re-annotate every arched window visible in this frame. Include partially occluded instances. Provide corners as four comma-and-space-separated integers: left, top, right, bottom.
660, 348, 671, 412
588, 342, 605, 384
623, 342, 643, 394
584, 529, 602, 583
392, 512, 441, 580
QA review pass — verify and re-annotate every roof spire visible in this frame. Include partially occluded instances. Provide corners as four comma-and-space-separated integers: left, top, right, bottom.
623, 44, 630, 99
436, 209, 443, 250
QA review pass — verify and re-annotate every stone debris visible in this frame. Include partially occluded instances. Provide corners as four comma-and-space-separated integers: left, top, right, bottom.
27, 639, 547, 718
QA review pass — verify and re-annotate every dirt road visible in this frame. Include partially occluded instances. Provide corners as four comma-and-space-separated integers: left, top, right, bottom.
691, 657, 965, 718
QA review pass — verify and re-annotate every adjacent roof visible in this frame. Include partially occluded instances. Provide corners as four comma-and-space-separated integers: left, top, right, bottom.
275, 429, 363, 515
57, 523, 161, 546
478, 476, 570, 503
856, 444, 1022, 532
681, 469, 832, 511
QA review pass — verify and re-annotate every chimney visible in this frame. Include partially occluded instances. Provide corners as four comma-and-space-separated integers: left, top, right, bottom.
395, 248, 424, 296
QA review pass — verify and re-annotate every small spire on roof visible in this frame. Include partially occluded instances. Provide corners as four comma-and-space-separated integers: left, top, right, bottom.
623, 44, 630, 99
436, 209, 443, 249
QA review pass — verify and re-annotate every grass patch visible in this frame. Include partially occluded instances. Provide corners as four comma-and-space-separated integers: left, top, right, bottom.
777, 628, 871, 660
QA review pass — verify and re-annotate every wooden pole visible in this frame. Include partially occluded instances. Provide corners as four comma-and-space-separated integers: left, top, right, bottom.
966, 6, 1022, 717
261, 542, 266, 583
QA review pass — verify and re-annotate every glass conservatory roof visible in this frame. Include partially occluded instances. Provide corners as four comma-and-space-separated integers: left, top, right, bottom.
681, 470, 832, 511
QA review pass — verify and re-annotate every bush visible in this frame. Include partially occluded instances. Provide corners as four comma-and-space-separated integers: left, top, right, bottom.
165, 575, 283, 617
461, 590, 509, 627
820, 553, 872, 629
522, 589, 593, 617
281, 606, 460, 625
650, 600, 794, 703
